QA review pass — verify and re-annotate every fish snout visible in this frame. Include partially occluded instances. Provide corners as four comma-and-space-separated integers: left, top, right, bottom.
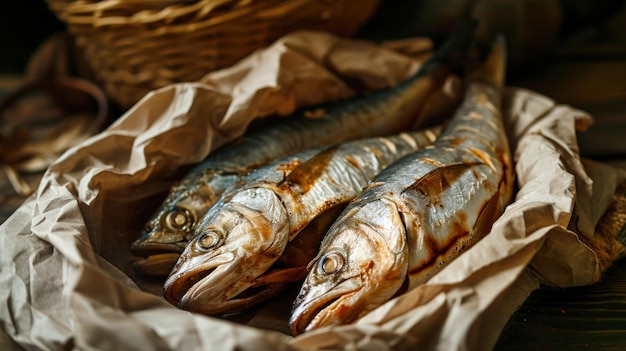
163, 251, 236, 306
289, 298, 315, 336
131, 253, 181, 278
290, 292, 346, 336
130, 240, 186, 278
163, 266, 217, 305
130, 236, 185, 277
290, 275, 366, 335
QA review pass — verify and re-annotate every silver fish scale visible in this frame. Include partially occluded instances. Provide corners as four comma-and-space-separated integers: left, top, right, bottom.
133, 60, 448, 258
316, 81, 511, 296
289, 32, 515, 335
133, 29, 471, 277
436, 87, 506, 154
192, 147, 322, 235
347, 84, 505, 204
281, 130, 439, 240
167, 74, 444, 201
220, 148, 323, 200
163, 128, 441, 315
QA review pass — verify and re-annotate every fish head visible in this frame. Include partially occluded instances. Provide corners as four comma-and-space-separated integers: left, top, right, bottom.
163, 187, 290, 315
134, 189, 212, 252
290, 198, 409, 335
130, 181, 219, 276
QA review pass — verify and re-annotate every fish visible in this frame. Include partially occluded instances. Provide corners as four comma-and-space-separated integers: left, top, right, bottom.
162, 127, 441, 314
130, 23, 477, 277
289, 36, 514, 335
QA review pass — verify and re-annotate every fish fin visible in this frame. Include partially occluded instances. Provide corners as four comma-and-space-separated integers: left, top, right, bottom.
431, 19, 479, 73
281, 202, 348, 269
473, 190, 501, 239
466, 34, 507, 88
405, 163, 480, 204
251, 266, 308, 287
287, 201, 348, 243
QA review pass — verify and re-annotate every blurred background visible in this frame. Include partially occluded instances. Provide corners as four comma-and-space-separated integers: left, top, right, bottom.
0, 1, 65, 74
2, 0, 624, 115
3, 0, 623, 155
1, 0, 624, 74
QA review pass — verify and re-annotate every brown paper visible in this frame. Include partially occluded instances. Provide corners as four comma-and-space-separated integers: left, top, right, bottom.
1, 30, 625, 351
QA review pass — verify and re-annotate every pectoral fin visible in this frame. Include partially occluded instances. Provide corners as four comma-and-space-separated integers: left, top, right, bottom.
473, 190, 501, 239
405, 163, 479, 204
251, 266, 308, 287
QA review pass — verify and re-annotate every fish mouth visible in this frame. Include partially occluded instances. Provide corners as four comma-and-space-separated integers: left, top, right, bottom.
164, 266, 216, 305
171, 264, 286, 315
163, 252, 234, 305
163, 254, 285, 315
131, 242, 186, 277
132, 253, 181, 278
182, 280, 287, 315
290, 280, 361, 335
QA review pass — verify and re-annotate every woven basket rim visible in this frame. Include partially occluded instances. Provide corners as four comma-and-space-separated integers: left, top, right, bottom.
47, 0, 320, 28
44, 0, 382, 108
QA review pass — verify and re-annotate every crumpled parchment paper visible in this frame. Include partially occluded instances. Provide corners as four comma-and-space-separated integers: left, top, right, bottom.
1, 30, 625, 351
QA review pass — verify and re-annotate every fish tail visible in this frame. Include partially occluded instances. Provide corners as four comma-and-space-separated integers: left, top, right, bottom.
466, 34, 507, 88
405, 20, 478, 129
427, 18, 479, 74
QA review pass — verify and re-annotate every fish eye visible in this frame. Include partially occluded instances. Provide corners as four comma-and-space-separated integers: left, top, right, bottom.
319, 252, 345, 274
196, 230, 222, 251
165, 208, 194, 231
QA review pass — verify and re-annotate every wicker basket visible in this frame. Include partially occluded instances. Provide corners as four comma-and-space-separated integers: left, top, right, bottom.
44, 0, 381, 109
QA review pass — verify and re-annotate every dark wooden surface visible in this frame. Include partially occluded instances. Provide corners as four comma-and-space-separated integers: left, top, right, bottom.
495, 6, 626, 350
496, 258, 626, 350
509, 10, 626, 160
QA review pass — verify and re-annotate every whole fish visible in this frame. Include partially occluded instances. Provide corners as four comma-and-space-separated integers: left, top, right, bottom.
131, 24, 476, 277
163, 127, 441, 315
289, 36, 514, 335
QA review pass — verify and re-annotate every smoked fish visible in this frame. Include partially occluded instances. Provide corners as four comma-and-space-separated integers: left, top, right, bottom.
289, 36, 514, 335
131, 25, 476, 277
163, 127, 441, 314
